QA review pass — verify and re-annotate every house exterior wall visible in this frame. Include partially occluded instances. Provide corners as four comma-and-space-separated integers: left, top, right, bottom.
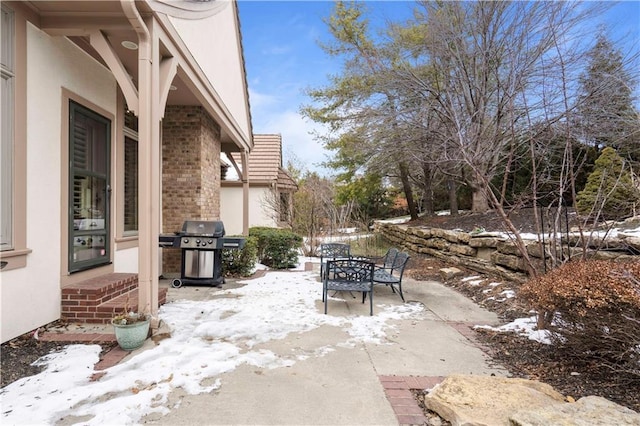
221, 184, 277, 235
114, 247, 139, 273
1, 1, 249, 343
161, 105, 222, 273
167, 3, 251, 144
1, 22, 121, 342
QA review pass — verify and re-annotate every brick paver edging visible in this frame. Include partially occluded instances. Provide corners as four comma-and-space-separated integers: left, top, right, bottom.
39, 332, 129, 380
379, 375, 445, 426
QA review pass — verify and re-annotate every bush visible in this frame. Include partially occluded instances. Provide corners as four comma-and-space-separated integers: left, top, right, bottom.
249, 227, 303, 269
520, 260, 640, 379
222, 235, 258, 277
575, 147, 639, 220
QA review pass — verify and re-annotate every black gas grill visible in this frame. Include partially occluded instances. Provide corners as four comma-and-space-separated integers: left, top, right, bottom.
159, 220, 245, 288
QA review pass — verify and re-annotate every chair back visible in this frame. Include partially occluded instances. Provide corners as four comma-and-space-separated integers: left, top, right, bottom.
391, 252, 410, 276
320, 243, 351, 259
326, 259, 374, 283
382, 247, 399, 269
319, 243, 351, 278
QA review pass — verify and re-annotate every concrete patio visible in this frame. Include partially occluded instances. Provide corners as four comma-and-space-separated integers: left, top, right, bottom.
42, 263, 507, 425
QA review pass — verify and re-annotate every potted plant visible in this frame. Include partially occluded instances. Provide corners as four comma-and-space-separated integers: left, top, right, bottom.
111, 302, 151, 351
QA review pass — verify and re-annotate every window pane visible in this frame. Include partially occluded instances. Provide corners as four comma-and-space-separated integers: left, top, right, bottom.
91, 124, 108, 175
124, 136, 138, 232
0, 4, 14, 251
72, 232, 107, 263
0, 75, 13, 250
73, 175, 106, 229
1, 5, 14, 71
280, 193, 290, 222
72, 109, 108, 175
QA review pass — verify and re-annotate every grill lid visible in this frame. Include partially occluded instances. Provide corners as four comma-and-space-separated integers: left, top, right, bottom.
181, 220, 225, 237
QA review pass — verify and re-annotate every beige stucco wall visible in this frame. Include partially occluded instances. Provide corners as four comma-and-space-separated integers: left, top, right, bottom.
168, 3, 251, 143
114, 247, 139, 273
220, 185, 277, 235
1, 23, 118, 342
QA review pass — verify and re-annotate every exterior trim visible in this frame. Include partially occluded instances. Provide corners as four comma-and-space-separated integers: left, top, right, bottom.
115, 91, 139, 246
0, 2, 29, 272
60, 88, 116, 286
154, 6, 252, 152
115, 237, 138, 250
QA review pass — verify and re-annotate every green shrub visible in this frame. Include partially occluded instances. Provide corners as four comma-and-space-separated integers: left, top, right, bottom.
249, 227, 303, 269
520, 260, 640, 379
221, 235, 258, 277
576, 147, 639, 220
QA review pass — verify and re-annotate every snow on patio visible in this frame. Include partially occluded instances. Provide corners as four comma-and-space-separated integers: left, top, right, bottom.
1, 268, 424, 425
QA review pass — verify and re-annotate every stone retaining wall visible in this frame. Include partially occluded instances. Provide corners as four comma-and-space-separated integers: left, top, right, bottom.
375, 223, 639, 283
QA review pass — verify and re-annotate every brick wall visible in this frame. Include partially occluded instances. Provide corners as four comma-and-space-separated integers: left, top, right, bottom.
161, 106, 222, 273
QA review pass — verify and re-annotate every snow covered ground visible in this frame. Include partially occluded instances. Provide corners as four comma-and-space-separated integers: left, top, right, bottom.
1, 259, 424, 425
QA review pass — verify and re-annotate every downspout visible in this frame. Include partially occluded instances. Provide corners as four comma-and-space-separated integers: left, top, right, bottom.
121, 0, 159, 323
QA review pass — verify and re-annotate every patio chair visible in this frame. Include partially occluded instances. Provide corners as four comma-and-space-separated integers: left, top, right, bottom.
323, 258, 374, 316
373, 251, 410, 302
370, 247, 398, 271
319, 243, 351, 279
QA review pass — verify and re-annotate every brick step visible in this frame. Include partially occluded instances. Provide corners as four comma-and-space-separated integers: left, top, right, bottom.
62, 273, 139, 307
95, 287, 169, 323
63, 287, 168, 324
61, 273, 168, 324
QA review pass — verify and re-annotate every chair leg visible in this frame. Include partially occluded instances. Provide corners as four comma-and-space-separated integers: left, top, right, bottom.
397, 282, 405, 302
369, 290, 373, 315
323, 286, 328, 313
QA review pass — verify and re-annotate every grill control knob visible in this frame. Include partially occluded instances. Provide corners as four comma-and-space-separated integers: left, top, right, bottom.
196, 239, 201, 245
208, 240, 213, 245
183, 238, 189, 244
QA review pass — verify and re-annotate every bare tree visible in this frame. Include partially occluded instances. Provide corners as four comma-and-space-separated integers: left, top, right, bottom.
292, 173, 342, 256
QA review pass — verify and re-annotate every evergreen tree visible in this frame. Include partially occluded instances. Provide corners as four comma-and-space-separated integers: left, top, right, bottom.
576, 33, 639, 158
576, 147, 639, 220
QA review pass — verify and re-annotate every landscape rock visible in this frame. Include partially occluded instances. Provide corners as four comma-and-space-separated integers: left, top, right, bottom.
491, 252, 527, 272
449, 243, 477, 257
423, 375, 566, 426
440, 267, 463, 280
468, 237, 502, 248
410, 227, 434, 239
620, 235, 640, 252
425, 238, 450, 251
510, 395, 640, 426
376, 219, 638, 281
526, 241, 549, 259
496, 240, 520, 256
432, 228, 469, 244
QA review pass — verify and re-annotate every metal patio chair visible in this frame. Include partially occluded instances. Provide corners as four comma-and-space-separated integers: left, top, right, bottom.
323, 258, 375, 316
319, 243, 351, 279
373, 251, 410, 302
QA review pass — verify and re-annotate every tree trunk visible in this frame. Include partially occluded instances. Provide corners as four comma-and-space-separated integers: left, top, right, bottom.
399, 162, 419, 220
422, 162, 434, 215
470, 183, 490, 213
447, 178, 459, 216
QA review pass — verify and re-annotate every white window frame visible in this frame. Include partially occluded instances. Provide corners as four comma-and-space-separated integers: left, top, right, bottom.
1, 4, 15, 251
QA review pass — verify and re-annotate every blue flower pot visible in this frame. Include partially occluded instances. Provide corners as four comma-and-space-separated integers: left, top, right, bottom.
111, 319, 150, 351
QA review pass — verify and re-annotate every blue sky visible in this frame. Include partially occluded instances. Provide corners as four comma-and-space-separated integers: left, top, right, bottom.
237, 1, 640, 176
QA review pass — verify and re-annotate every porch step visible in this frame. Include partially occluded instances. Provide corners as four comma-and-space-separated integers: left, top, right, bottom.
61, 273, 167, 324
95, 287, 168, 323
